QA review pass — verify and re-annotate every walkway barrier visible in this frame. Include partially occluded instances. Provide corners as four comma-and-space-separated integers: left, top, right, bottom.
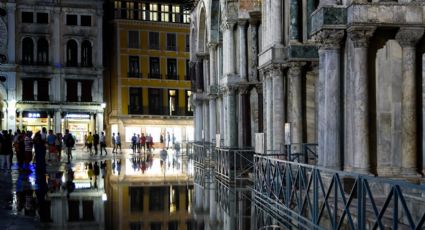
253, 154, 425, 229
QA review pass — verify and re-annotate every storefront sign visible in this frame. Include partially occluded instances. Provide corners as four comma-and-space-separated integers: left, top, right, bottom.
66, 114, 90, 119
69, 123, 88, 132
28, 113, 41, 118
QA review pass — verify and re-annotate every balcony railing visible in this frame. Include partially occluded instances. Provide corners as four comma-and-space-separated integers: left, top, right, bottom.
253, 155, 425, 229
127, 106, 193, 116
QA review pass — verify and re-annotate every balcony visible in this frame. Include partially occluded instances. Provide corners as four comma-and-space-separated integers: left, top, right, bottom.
127, 72, 141, 78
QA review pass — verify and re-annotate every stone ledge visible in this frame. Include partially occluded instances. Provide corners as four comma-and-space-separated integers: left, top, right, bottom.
258, 45, 286, 69
286, 44, 319, 61
311, 6, 347, 34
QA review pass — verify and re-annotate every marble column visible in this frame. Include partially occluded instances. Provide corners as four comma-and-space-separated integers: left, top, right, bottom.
90, 113, 94, 133
225, 87, 237, 147
96, 112, 104, 133
348, 28, 375, 174
217, 97, 224, 141
7, 100, 15, 131
238, 20, 248, 81
194, 98, 203, 141
208, 43, 217, 143
19, 110, 23, 130
265, 74, 273, 151
54, 111, 61, 134
315, 30, 344, 169
203, 101, 210, 141
52, 8, 60, 66
395, 28, 424, 176
6, 3, 15, 63
288, 63, 304, 152
47, 113, 51, 131
238, 86, 250, 147
249, 12, 260, 82
77, 81, 82, 102
271, 67, 284, 151
222, 21, 236, 75
271, 0, 283, 45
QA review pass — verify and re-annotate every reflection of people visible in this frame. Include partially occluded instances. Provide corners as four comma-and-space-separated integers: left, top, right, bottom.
87, 162, 94, 187
64, 163, 75, 199
160, 148, 167, 168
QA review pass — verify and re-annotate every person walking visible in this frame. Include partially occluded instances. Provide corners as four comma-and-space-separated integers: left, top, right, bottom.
100, 132, 107, 156
146, 134, 152, 152
93, 132, 99, 155
87, 132, 94, 156
136, 134, 141, 153
93, 162, 100, 189
33, 132, 46, 175
2, 130, 13, 172
167, 132, 170, 149
82, 134, 88, 152
8, 130, 13, 170
23, 131, 33, 170
140, 133, 146, 153
131, 134, 137, 154
55, 133, 62, 161
116, 133, 122, 153
112, 133, 117, 154
63, 130, 75, 163
17, 131, 25, 170
47, 130, 57, 162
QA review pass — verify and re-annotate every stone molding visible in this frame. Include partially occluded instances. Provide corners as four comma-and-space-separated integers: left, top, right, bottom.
207, 42, 218, 49
348, 27, 376, 48
314, 29, 345, 50
395, 28, 424, 47
220, 20, 236, 32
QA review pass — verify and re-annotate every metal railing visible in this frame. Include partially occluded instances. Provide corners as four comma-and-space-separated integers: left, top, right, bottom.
253, 154, 425, 229
215, 147, 255, 188
193, 141, 215, 188
281, 143, 318, 164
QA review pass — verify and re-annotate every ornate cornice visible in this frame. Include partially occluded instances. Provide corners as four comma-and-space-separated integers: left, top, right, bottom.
348, 27, 376, 48
313, 29, 345, 50
395, 27, 424, 48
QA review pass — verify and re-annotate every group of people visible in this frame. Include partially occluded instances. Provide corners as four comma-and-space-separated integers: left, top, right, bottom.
0, 127, 78, 172
130, 133, 154, 154
85, 161, 107, 189
82, 132, 108, 156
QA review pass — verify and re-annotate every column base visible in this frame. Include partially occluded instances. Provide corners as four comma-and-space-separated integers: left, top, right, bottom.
400, 168, 421, 177
377, 167, 401, 177
351, 167, 373, 175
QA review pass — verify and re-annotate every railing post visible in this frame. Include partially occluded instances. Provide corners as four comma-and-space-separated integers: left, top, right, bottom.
357, 176, 365, 230
312, 168, 319, 228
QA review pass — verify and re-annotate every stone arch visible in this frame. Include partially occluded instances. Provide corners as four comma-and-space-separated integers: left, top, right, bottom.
66, 39, 78, 66
197, 6, 207, 53
22, 37, 34, 64
81, 40, 92, 67
37, 37, 49, 65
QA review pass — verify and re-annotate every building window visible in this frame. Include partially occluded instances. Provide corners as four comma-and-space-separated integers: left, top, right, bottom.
22, 11, 33, 23
151, 223, 162, 230
114, 1, 121, 18
37, 38, 49, 65
128, 31, 139, 48
149, 186, 166, 211
66, 14, 78, 25
68, 200, 80, 222
167, 59, 177, 80
185, 90, 193, 115
185, 60, 190, 80
166, 33, 176, 51
66, 80, 78, 102
141, 3, 148, 20
22, 37, 34, 65
36, 13, 48, 24
160, 4, 169, 22
81, 80, 93, 102
82, 200, 94, 221
183, 10, 190, 23
37, 79, 49, 101
171, 5, 180, 23
149, 32, 159, 50
66, 40, 78, 67
128, 56, 140, 78
129, 88, 142, 114
22, 79, 34, 101
149, 3, 158, 21
126, 2, 134, 19
148, 89, 162, 115
185, 34, 190, 52
149, 57, 160, 79
81, 40, 92, 67
130, 222, 143, 230
168, 89, 177, 116
81, 15, 91, 26
168, 221, 179, 230
129, 187, 144, 212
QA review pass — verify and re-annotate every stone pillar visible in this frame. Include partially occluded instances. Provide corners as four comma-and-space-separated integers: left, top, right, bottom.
209, 97, 217, 143
47, 113, 51, 131
395, 28, 424, 176
348, 28, 375, 173
238, 86, 251, 147
224, 87, 237, 147
1, 106, 6, 131
90, 113, 94, 133
249, 12, 260, 82
265, 75, 273, 151
6, 3, 15, 63
54, 111, 61, 134
222, 21, 236, 75
271, 67, 284, 151
290, 0, 300, 41
52, 8, 60, 66
238, 20, 248, 81
18, 110, 23, 130
33, 80, 38, 101
315, 30, 344, 169
203, 101, 210, 141
96, 112, 104, 133
209, 176, 217, 224
194, 98, 203, 141
208, 43, 217, 143
271, 0, 283, 45
96, 10, 103, 67
77, 81, 82, 102
288, 63, 304, 152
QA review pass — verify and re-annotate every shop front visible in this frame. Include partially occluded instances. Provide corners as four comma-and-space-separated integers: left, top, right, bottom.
64, 113, 91, 145
21, 111, 50, 133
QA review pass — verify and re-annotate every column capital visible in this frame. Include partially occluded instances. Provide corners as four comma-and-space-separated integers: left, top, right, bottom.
265, 64, 284, 77
395, 27, 424, 47
348, 26, 376, 48
220, 20, 236, 31
314, 29, 345, 50
288, 62, 306, 77
238, 85, 250, 94
207, 42, 218, 49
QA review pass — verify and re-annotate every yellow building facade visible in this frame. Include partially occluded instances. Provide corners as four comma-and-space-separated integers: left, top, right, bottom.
105, 0, 193, 146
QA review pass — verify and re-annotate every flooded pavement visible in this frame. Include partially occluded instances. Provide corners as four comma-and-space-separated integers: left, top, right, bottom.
0, 146, 198, 229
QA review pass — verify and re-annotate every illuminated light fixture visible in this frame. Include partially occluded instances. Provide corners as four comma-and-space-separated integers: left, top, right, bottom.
28, 113, 41, 118
101, 102, 106, 109
66, 114, 90, 119
102, 193, 107, 201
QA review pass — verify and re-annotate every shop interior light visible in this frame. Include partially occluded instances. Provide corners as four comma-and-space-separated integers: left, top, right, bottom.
66, 114, 90, 119
102, 193, 107, 201
101, 102, 106, 109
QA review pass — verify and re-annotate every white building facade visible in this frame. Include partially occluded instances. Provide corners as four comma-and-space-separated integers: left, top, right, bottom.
0, 0, 104, 141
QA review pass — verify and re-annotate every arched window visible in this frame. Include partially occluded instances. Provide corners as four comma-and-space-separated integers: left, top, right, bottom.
66, 40, 78, 67
22, 37, 34, 65
81, 40, 92, 67
37, 38, 49, 65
